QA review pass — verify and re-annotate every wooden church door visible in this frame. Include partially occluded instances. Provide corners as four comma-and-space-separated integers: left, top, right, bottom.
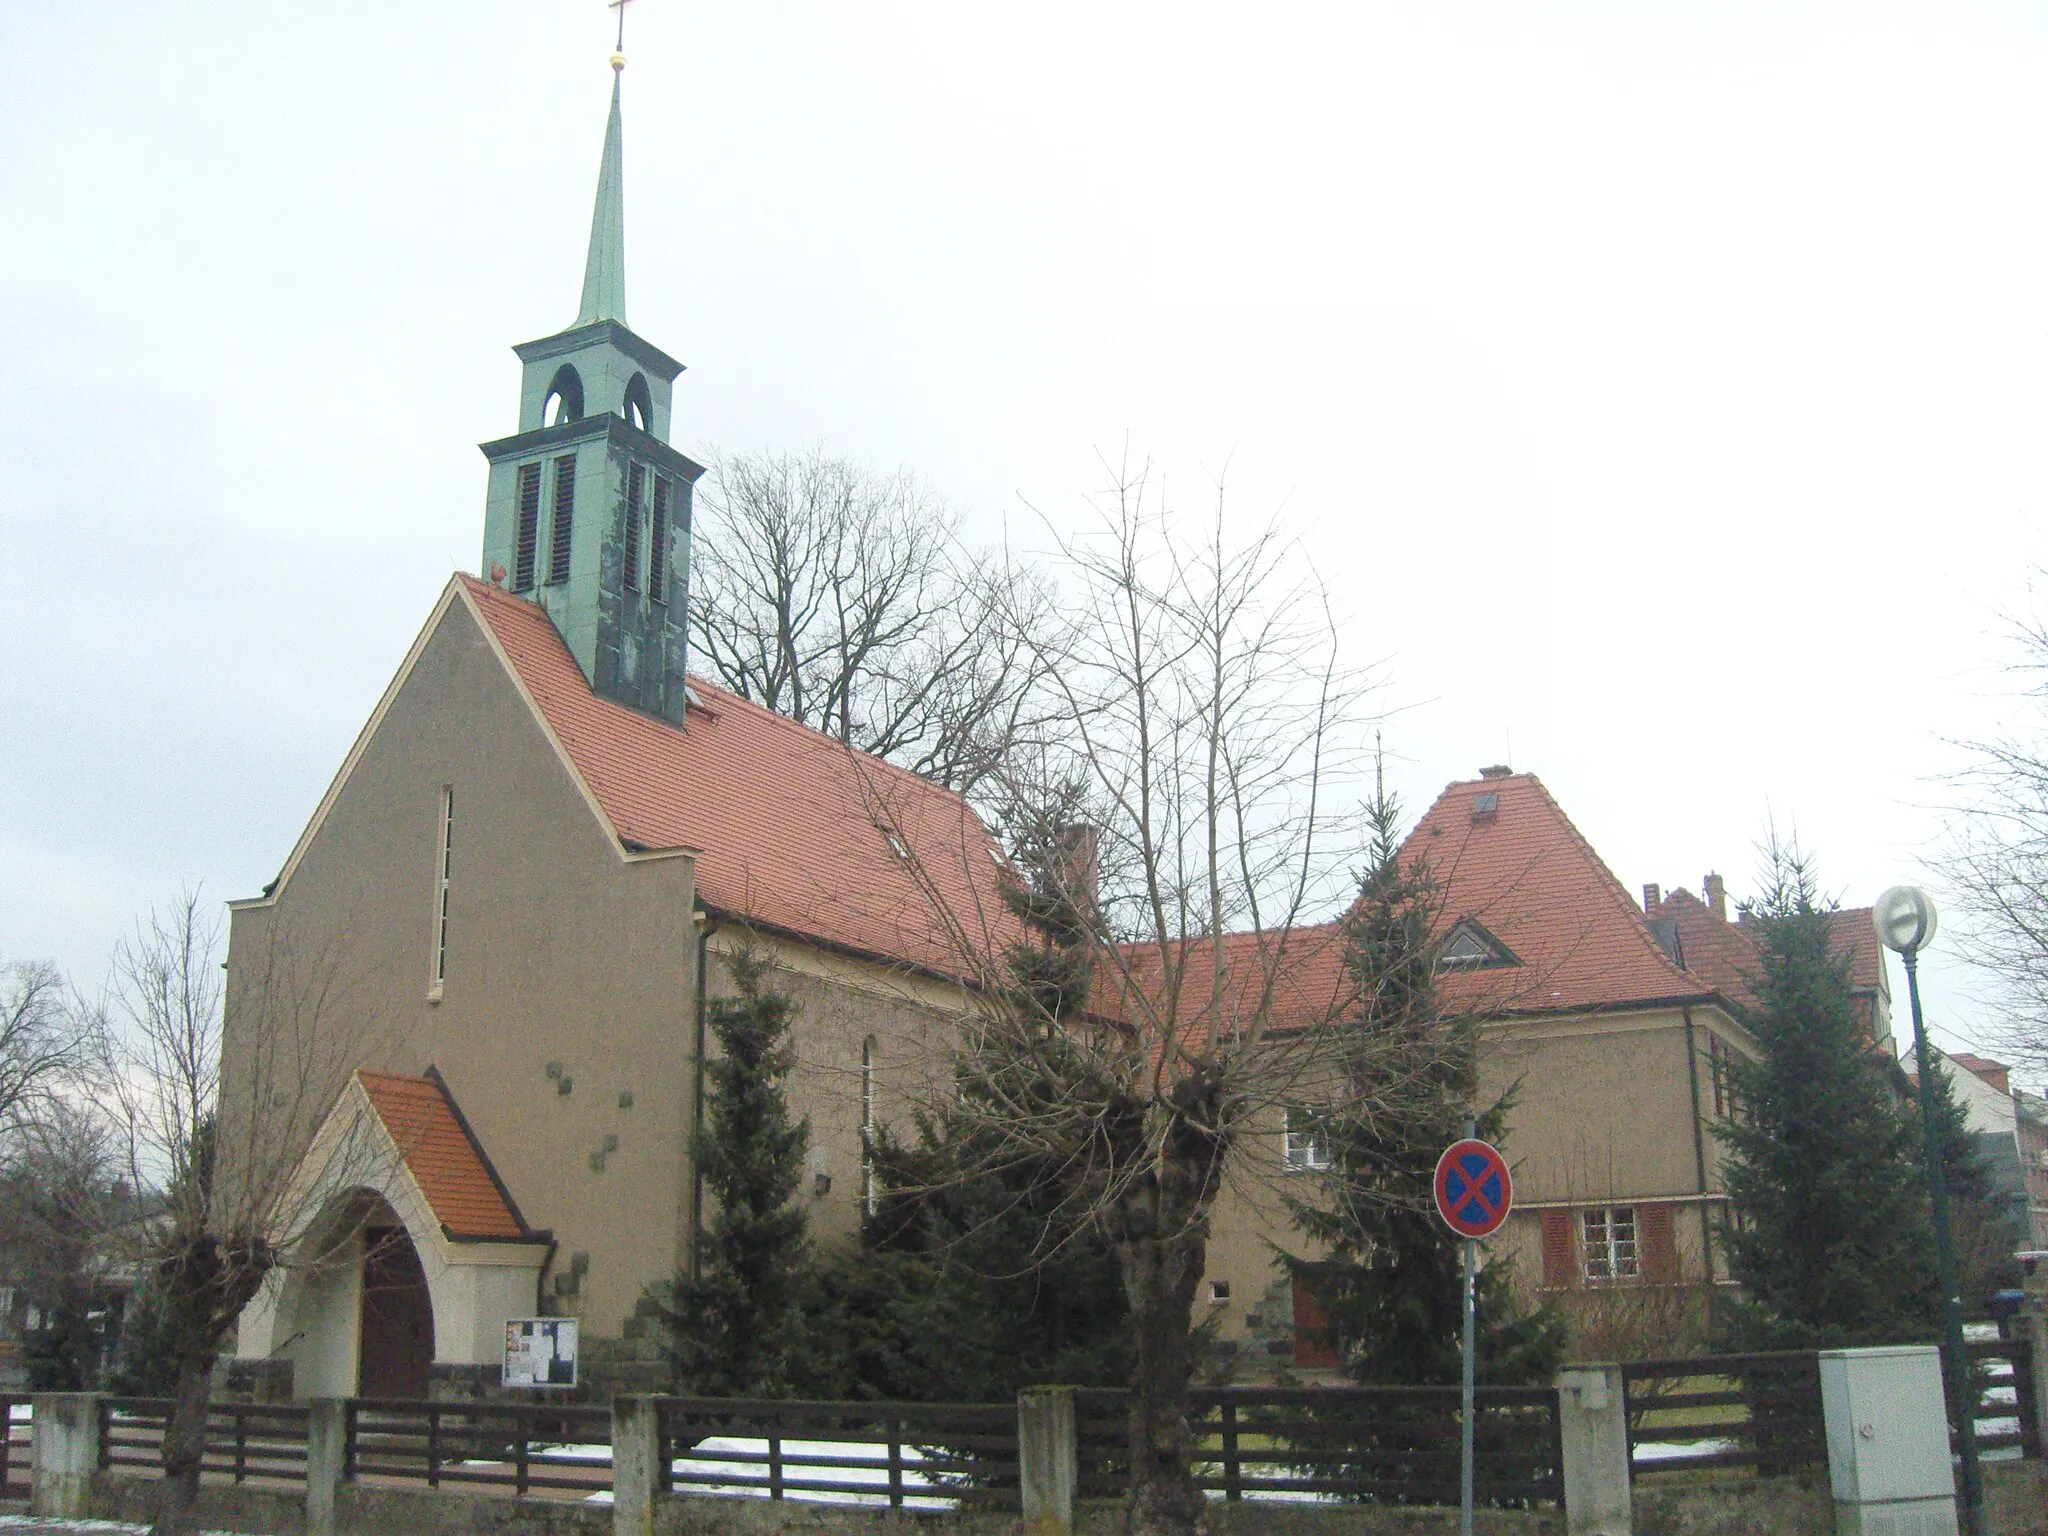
357, 1226, 434, 1399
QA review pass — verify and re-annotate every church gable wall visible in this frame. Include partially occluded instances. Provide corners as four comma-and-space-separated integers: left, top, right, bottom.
226, 593, 700, 1351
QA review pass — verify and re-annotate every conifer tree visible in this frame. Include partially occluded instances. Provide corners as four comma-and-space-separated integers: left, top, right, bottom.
1716, 841, 1941, 1348
665, 952, 811, 1393
794, 793, 1130, 1401
1284, 778, 1561, 1384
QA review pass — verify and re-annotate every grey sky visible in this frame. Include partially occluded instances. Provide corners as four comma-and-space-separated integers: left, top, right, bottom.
2, 2, 2042, 1061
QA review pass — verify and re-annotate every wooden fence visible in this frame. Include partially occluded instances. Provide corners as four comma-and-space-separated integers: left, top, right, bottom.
96, 1398, 312, 1486
1, 1396, 28, 1501
656, 1397, 1019, 1510
1954, 1339, 2038, 1460
344, 1399, 613, 1498
1622, 1351, 1825, 1478
1074, 1385, 1565, 1506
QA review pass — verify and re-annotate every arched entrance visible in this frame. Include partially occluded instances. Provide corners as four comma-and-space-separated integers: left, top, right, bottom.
272, 1190, 437, 1400
357, 1224, 435, 1399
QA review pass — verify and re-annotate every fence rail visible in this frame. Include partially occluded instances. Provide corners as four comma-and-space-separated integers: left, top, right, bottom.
344, 1399, 613, 1498
95, 1397, 311, 1486
1, 1397, 28, 1501
1074, 1385, 1563, 1507
1622, 1351, 1825, 1479
657, 1397, 1019, 1510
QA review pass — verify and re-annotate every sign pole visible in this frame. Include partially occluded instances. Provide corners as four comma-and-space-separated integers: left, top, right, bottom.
1434, 1123, 1511, 1536
1460, 1232, 1477, 1536
1459, 1115, 1477, 1536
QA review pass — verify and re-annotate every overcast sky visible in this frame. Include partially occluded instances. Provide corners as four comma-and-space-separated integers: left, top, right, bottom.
3, 2, 2042, 1064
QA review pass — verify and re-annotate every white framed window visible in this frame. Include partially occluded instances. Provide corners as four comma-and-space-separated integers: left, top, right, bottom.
861, 1036, 878, 1217
1582, 1206, 1639, 1282
1283, 1107, 1332, 1172
430, 786, 455, 998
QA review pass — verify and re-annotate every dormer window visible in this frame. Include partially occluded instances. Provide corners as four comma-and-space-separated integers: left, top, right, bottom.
1439, 918, 1519, 971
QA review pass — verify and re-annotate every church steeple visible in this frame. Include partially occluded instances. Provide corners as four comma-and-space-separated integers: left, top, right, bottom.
477, 53, 701, 728
576, 78, 627, 327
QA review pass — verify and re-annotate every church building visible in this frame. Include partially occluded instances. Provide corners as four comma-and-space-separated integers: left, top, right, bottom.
223, 61, 1007, 1399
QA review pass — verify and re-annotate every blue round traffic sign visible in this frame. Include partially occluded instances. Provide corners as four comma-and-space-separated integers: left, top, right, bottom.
1433, 1138, 1513, 1238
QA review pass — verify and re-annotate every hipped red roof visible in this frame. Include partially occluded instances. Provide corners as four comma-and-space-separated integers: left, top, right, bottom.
459, 575, 1008, 977
1405, 773, 1706, 1017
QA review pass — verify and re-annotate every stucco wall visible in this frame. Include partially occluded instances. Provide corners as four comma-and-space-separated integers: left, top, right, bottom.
224, 593, 701, 1346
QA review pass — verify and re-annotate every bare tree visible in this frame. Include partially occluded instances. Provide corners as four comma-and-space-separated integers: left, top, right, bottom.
1942, 599, 2048, 1075
857, 460, 1446, 1536
0, 1103, 128, 1388
0, 955, 84, 1132
689, 445, 1058, 790
94, 891, 381, 1536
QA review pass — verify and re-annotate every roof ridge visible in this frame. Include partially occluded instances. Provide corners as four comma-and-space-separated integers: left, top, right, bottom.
1512, 774, 1700, 990
458, 573, 968, 816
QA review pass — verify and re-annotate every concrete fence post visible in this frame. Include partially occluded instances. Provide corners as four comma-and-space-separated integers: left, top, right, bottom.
1018, 1387, 1077, 1536
1556, 1366, 1631, 1536
30, 1392, 101, 1519
613, 1396, 661, 1536
305, 1399, 347, 1536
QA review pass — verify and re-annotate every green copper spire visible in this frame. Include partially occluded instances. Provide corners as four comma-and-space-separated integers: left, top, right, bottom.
576, 74, 627, 327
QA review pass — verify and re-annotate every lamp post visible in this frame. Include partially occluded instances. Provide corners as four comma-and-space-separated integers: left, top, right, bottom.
1874, 885, 1982, 1535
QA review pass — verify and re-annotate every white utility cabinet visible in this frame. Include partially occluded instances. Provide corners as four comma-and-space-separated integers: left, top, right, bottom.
1819, 1345, 1959, 1536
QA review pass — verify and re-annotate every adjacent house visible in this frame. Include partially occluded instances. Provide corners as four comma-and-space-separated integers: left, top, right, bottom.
1205, 772, 1893, 1371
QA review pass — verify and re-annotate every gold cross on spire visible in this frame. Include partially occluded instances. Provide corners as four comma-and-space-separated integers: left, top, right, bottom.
609, 0, 635, 67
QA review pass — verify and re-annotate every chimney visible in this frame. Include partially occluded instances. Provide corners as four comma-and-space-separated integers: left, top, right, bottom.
1055, 823, 1100, 923
1478, 765, 1512, 780
1704, 872, 1727, 921
1643, 883, 1661, 914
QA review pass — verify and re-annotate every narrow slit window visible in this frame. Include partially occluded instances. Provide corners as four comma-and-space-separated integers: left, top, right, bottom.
622, 464, 644, 593
548, 455, 576, 585
861, 1037, 877, 1217
513, 464, 541, 592
431, 787, 455, 995
649, 477, 670, 603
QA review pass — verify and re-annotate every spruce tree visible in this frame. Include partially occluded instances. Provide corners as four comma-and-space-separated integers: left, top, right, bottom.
1716, 841, 1941, 1348
1284, 778, 1561, 1385
792, 795, 1130, 1401
665, 952, 811, 1393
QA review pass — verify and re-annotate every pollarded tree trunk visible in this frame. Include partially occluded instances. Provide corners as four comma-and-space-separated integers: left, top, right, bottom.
1115, 1219, 1211, 1536
155, 1344, 217, 1536
1108, 1077, 1230, 1536
150, 1232, 272, 1536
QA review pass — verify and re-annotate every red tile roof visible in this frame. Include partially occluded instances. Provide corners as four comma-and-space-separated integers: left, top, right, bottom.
458, 575, 1010, 977
1946, 1052, 2012, 1094
1404, 774, 1708, 1017
357, 1069, 529, 1240
1653, 888, 1890, 1017
1110, 923, 1353, 1041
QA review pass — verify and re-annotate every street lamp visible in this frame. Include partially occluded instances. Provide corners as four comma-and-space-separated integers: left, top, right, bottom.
1874, 885, 1981, 1535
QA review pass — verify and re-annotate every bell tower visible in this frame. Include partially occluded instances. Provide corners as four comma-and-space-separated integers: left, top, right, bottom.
479, 51, 701, 727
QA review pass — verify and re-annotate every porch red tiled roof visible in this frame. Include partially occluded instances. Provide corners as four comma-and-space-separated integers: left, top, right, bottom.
458, 575, 1011, 978
357, 1069, 528, 1240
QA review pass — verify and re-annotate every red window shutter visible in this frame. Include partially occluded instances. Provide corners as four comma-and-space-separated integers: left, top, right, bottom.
1641, 1203, 1679, 1282
1292, 1276, 1339, 1368
1541, 1209, 1575, 1289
